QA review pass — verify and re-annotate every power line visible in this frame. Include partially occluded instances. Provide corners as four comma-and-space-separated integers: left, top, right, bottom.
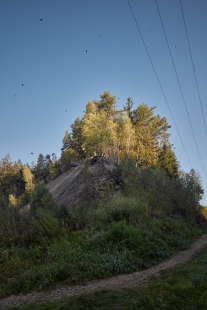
180, 0, 207, 137
126, 0, 192, 168
154, 0, 207, 181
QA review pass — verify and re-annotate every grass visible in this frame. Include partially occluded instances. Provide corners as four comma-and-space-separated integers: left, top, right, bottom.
0, 164, 206, 301
0, 196, 203, 298
15, 245, 207, 310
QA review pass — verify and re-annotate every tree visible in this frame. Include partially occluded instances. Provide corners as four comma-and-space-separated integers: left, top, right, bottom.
201, 206, 207, 218
61, 130, 72, 154
49, 159, 62, 179
181, 169, 204, 208
82, 91, 119, 158
0, 155, 23, 197
30, 183, 55, 215
61, 148, 78, 171
71, 118, 85, 158
98, 91, 117, 118
82, 109, 116, 157
158, 144, 180, 178
34, 154, 51, 181
124, 101, 171, 168
114, 112, 134, 162
22, 165, 35, 197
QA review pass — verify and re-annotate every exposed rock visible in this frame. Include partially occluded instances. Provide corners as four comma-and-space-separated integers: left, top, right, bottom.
45, 156, 123, 209
19, 157, 123, 213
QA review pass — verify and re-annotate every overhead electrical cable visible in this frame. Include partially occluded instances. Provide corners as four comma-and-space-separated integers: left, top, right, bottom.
154, 0, 207, 181
126, 0, 192, 168
180, 0, 207, 137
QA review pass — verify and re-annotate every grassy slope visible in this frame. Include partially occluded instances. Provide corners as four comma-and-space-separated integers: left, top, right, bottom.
17, 245, 207, 310
0, 164, 206, 302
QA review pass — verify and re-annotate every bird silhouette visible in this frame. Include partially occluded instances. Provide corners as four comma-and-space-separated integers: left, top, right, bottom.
40, 19, 43, 21
86, 50, 87, 53
65, 110, 67, 112
22, 84, 24, 86
31, 152, 33, 154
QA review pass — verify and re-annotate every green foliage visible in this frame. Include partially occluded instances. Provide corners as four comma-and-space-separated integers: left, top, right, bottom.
0, 155, 24, 198
8, 194, 18, 206
61, 129, 72, 154
22, 165, 35, 202
61, 148, 78, 171
158, 143, 180, 178
15, 246, 207, 310
0, 152, 206, 300
30, 209, 60, 237
201, 206, 207, 218
49, 158, 62, 180
70, 118, 85, 158
30, 183, 55, 215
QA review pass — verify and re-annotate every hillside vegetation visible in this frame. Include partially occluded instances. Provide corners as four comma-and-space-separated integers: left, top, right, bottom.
15, 245, 207, 310
0, 158, 206, 299
0, 91, 206, 303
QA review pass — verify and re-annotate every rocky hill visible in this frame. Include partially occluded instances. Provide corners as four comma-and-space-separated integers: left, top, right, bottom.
47, 156, 123, 209
21, 157, 123, 213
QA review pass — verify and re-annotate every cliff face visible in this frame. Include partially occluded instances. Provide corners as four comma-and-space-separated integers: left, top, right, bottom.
45, 156, 123, 209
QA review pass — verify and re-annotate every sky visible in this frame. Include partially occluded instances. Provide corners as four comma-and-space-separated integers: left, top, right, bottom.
0, 0, 206, 205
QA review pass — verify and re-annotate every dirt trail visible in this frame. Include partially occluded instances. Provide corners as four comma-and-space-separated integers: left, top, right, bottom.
1, 234, 207, 309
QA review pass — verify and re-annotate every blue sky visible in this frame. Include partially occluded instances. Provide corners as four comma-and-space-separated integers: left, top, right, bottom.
0, 0, 206, 204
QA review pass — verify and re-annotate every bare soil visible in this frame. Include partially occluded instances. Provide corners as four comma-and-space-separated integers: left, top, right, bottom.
1, 234, 207, 309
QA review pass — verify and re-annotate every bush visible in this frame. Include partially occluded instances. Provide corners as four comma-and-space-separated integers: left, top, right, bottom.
31, 209, 60, 237
30, 183, 55, 215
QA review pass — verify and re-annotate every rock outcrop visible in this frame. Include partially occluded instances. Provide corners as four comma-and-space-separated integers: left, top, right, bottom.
20, 157, 123, 213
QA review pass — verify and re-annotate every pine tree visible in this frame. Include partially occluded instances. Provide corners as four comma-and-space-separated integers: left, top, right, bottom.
71, 118, 85, 158
98, 91, 117, 118
35, 154, 50, 181
158, 144, 179, 178
61, 130, 71, 154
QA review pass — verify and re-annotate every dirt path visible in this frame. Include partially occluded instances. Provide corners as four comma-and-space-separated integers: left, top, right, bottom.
1, 234, 207, 309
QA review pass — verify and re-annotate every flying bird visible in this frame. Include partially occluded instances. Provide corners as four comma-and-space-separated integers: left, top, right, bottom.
65, 110, 67, 112
31, 152, 33, 154
175, 46, 177, 48
22, 84, 24, 86
40, 18, 43, 21
86, 50, 87, 53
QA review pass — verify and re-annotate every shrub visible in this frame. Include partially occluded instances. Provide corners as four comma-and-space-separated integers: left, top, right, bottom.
31, 209, 60, 237
30, 183, 55, 215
